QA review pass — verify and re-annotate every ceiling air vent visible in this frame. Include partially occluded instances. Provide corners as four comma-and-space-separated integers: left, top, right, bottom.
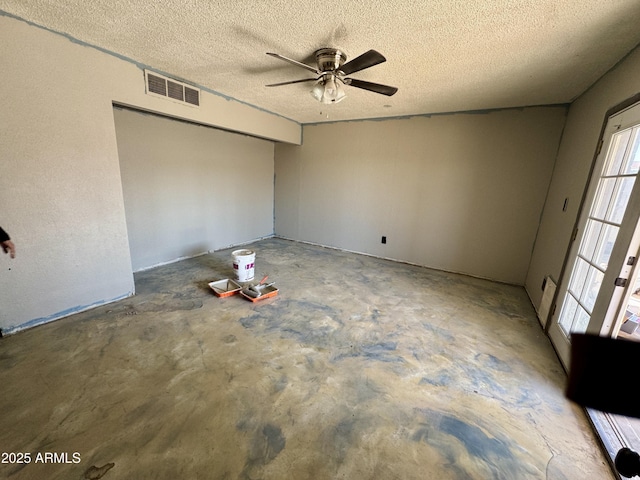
144, 70, 200, 107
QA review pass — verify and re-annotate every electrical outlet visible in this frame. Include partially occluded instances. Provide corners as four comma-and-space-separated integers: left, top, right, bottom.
381, 236, 387, 244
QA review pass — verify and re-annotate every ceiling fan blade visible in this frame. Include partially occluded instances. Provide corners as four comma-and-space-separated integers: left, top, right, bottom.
346, 78, 398, 96
339, 50, 386, 76
266, 53, 318, 74
265, 78, 317, 87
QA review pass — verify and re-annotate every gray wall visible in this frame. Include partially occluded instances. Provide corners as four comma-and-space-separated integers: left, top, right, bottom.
0, 15, 299, 334
114, 107, 275, 271
526, 46, 640, 312
275, 107, 567, 285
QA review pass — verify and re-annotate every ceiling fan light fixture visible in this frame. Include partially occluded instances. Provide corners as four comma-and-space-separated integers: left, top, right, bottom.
310, 81, 324, 102
310, 75, 346, 104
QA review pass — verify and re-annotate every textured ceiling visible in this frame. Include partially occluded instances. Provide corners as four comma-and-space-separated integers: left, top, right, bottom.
2, 0, 640, 124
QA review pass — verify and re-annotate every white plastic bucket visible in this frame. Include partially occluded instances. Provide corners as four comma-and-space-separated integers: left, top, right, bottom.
232, 249, 255, 282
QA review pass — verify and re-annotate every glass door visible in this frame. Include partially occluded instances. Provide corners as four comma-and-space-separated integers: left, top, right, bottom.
548, 102, 640, 368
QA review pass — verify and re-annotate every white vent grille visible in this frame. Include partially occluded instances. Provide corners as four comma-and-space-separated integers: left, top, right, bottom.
144, 70, 200, 107
538, 276, 557, 328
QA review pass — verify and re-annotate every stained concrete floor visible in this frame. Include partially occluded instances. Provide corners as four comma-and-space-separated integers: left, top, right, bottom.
0, 238, 613, 480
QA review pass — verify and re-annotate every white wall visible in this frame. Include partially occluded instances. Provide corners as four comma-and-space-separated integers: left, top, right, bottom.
0, 15, 299, 333
275, 107, 567, 285
526, 46, 640, 311
114, 107, 275, 271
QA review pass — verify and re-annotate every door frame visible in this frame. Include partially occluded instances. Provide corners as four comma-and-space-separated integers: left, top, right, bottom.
545, 93, 640, 369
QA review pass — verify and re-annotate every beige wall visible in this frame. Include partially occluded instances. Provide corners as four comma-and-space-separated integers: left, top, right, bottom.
4, 9, 635, 334
526, 46, 640, 312
275, 107, 567, 285
115, 107, 275, 271
0, 15, 299, 333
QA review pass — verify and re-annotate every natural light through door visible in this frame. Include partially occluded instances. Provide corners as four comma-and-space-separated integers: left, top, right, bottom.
557, 126, 640, 336
548, 100, 640, 367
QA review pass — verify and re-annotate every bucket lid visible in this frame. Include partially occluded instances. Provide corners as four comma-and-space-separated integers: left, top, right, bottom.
232, 249, 254, 257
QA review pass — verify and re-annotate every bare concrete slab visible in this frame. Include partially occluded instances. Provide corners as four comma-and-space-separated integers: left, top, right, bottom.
0, 238, 613, 479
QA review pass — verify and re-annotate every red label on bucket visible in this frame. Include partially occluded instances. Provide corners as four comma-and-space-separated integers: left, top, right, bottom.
233, 262, 254, 270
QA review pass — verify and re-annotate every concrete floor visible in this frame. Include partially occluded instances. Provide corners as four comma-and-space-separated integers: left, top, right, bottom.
0, 238, 613, 479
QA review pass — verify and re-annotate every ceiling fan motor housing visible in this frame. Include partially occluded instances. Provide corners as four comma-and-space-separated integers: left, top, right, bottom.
315, 48, 346, 73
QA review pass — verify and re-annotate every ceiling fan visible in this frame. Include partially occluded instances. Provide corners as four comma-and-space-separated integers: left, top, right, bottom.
265, 48, 398, 104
